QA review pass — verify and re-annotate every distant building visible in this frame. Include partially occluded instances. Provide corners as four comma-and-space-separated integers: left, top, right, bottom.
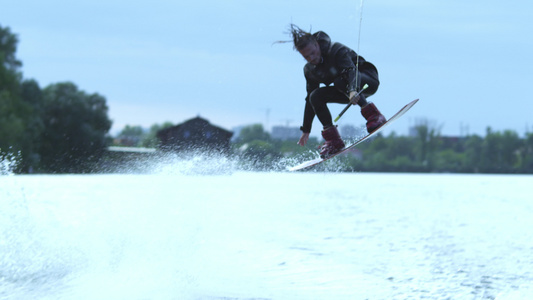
157, 116, 233, 153
271, 125, 301, 141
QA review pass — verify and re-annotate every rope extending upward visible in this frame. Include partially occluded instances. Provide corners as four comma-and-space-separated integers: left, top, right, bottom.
355, 0, 365, 92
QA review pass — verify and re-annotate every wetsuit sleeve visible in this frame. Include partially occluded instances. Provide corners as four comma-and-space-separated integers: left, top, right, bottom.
334, 48, 357, 94
302, 71, 319, 133
300, 100, 315, 133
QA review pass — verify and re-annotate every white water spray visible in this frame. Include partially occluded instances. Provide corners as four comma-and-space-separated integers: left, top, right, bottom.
0, 150, 19, 175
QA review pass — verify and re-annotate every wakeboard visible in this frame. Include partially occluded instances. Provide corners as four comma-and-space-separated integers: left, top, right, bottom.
288, 99, 419, 171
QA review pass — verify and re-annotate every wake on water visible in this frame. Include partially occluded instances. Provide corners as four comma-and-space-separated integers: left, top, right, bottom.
101, 149, 348, 175
0, 148, 348, 300
0, 150, 322, 300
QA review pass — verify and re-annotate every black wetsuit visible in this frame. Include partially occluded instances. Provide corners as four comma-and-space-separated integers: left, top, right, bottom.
300, 31, 380, 133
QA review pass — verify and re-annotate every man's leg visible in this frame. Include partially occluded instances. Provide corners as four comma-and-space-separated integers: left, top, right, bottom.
308, 87, 347, 157
308, 86, 348, 129
357, 70, 386, 132
356, 69, 380, 107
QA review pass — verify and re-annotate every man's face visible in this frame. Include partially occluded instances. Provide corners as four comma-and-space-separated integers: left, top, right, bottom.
298, 41, 321, 65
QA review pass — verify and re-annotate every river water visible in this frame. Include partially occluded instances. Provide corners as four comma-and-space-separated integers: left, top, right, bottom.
1, 168, 532, 299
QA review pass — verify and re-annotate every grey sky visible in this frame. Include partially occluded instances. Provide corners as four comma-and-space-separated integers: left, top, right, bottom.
2, 0, 532, 137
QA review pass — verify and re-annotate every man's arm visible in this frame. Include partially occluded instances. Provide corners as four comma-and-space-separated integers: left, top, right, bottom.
334, 46, 358, 94
301, 69, 319, 135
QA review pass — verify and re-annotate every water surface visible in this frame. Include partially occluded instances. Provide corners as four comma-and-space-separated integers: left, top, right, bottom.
1, 172, 532, 299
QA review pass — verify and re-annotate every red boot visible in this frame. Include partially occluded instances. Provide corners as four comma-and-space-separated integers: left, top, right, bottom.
320, 126, 345, 158
361, 103, 386, 133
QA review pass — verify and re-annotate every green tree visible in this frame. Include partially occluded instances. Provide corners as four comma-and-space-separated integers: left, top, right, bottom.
239, 140, 282, 170
413, 119, 442, 171
234, 124, 282, 170
480, 128, 522, 173
0, 25, 23, 149
464, 134, 483, 172
116, 125, 145, 146
521, 132, 533, 172
0, 25, 22, 70
141, 122, 173, 147
18, 79, 44, 171
353, 132, 420, 172
358, 133, 392, 171
0, 25, 35, 172
237, 124, 271, 143
114, 122, 173, 147
0, 91, 26, 153
434, 149, 466, 172
40, 82, 112, 173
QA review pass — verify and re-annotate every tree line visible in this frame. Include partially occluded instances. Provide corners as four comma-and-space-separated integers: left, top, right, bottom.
345, 126, 533, 173
0, 25, 111, 173
231, 124, 533, 173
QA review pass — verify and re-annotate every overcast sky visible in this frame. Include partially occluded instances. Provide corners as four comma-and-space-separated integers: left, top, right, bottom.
2, 0, 532, 138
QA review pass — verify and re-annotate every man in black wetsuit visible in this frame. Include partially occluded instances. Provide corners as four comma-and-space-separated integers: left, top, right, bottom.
289, 24, 386, 158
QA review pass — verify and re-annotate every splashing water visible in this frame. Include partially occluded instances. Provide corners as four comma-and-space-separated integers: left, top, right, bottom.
102, 148, 330, 175
0, 150, 19, 176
